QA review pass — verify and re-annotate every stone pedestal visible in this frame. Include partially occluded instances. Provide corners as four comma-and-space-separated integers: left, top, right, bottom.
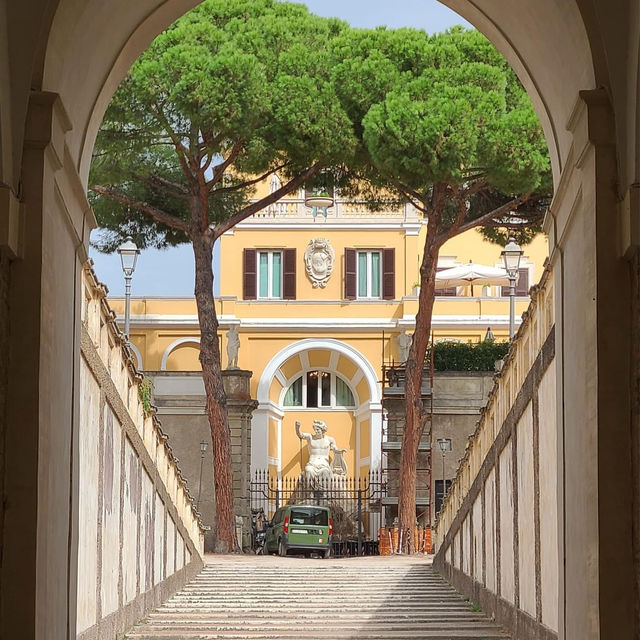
222, 369, 258, 550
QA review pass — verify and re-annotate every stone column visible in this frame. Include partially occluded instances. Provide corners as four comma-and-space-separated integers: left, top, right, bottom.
222, 370, 258, 550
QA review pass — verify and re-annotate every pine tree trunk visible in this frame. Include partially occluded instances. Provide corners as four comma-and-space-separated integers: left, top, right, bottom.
192, 232, 236, 553
397, 225, 440, 552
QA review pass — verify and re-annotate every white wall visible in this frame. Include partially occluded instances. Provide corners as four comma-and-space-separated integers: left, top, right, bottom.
76, 266, 205, 639
434, 267, 557, 636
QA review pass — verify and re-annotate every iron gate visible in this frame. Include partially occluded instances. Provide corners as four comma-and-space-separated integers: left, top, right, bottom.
250, 470, 386, 556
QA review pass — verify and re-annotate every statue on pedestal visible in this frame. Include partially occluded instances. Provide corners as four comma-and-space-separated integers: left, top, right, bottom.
226, 326, 240, 369
395, 330, 412, 363
295, 419, 347, 483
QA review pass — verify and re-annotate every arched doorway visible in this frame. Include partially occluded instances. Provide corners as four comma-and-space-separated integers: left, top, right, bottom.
254, 339, 382, 479
1, 1, 638, 638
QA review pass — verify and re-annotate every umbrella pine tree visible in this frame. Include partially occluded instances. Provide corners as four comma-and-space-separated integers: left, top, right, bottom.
90, 0, 358, 552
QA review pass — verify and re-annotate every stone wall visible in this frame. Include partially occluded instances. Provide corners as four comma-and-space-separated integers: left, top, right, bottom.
0, 251, 9, 615
76, 265, 205, 640
432, 372, 495, 519
151, 370, 257, 552
433, 266, 557, 640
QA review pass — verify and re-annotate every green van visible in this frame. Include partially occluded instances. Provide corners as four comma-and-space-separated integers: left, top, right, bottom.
265, 505, 332, 558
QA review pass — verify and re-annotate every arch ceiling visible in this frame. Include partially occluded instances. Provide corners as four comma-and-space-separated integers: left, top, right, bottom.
24, 0, 600, 191
269, 349, 363, 407
257, 339, 380, 406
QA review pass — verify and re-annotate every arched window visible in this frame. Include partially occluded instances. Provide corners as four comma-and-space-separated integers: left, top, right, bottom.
270, 174, 282, 194
283, 371, 355, 408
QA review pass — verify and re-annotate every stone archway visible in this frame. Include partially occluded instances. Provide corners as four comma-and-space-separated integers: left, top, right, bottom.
2, 2, 639, 639
253, 339, 383, 478
160, 337, 201, 371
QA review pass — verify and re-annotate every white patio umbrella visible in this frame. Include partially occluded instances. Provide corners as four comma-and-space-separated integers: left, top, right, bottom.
435, 260, 511, 295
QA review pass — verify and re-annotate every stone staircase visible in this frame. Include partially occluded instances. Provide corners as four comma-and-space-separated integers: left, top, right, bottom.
125, 555, 510, 639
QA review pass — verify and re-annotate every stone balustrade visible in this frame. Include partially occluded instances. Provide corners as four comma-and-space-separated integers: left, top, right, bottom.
433, 263, 558, 640
248, 198, 419, 221
77, 263, 205, 640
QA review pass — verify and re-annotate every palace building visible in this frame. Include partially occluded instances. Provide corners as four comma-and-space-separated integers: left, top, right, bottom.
107, 181, 548, 541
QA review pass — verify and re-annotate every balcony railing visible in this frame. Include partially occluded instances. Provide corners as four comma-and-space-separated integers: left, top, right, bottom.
244, 198, 421, 222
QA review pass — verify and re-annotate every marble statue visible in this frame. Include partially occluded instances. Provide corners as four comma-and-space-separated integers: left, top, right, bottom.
396, 330, 412, 363
295, 419, 347, 482
226, 326, 240, 369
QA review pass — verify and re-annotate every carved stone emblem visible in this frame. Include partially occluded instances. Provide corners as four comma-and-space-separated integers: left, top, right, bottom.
304, 238, 335, 288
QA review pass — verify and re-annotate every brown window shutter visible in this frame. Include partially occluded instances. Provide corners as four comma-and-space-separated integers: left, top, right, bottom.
382, 248, 395, 300
516, 268, 529, 296
501, 268, 530, 297
436, 267, 457, 297
345, 248, 356, 300
243, 249, 257, 300
283, 248, 296, 300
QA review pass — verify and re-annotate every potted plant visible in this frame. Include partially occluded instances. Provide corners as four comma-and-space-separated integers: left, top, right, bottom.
305, 190, 334, 209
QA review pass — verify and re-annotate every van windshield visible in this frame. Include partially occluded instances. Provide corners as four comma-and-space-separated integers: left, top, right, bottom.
290, 508, 328, 526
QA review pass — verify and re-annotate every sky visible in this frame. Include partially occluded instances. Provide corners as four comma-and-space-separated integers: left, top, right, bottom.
88, 0, 471, 298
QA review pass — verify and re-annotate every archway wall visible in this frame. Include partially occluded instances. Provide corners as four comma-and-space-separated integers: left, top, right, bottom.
34, 0, 640, 198
1, 2, 639, 639
7, 0, 639, 208
433, 267, 558, 635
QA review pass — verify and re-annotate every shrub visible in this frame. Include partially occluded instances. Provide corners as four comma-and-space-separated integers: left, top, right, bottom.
432, 340, 510, 372
138, 375, 154, 415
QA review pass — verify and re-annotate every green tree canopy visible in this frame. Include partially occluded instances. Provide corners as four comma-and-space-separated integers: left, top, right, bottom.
91, 0, 357, 251
328, 26, 552, 543
90, 0, 363, 553
332, 26, 551, 244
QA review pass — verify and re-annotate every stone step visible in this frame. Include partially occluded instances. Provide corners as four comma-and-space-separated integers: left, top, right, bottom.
126, 632, 509, 639
131, 622, 504, 631
125, 557, 510, 640
146, 610, 489, 618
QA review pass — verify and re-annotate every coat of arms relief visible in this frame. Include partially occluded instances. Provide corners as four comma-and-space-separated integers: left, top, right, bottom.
304, 238, 335, 288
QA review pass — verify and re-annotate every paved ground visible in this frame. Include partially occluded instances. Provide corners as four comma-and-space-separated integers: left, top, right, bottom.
126, 554, 511, 639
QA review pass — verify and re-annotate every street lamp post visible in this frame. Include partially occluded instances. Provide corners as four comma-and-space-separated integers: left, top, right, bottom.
117, 237, 140, 341
437, 438, 451, 514
501, 237, 523, 339
197, 439, 208, 511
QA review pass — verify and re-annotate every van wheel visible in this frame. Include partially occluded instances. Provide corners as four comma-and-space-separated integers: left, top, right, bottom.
278, 539, 287, 557
323, 548, 331, 559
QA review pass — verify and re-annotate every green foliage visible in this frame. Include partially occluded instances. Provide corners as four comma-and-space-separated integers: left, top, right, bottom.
91, 10, 550, 251
90, 0, 358, 251
138, 376, 155, 415
432, 340, 510, 372
331, 26, 551, 240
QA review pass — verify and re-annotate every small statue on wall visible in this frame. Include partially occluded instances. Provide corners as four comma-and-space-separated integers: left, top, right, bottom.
226, 325, 240, 369
295, 419, 347, 482
396, 330, 413, 363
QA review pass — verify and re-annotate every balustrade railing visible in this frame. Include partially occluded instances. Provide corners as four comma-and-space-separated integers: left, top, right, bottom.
248, 199, 418, 221
81, 263, 205, 550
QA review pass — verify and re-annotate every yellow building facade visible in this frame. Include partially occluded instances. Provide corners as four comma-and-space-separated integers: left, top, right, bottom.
113, 185, 548, 484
